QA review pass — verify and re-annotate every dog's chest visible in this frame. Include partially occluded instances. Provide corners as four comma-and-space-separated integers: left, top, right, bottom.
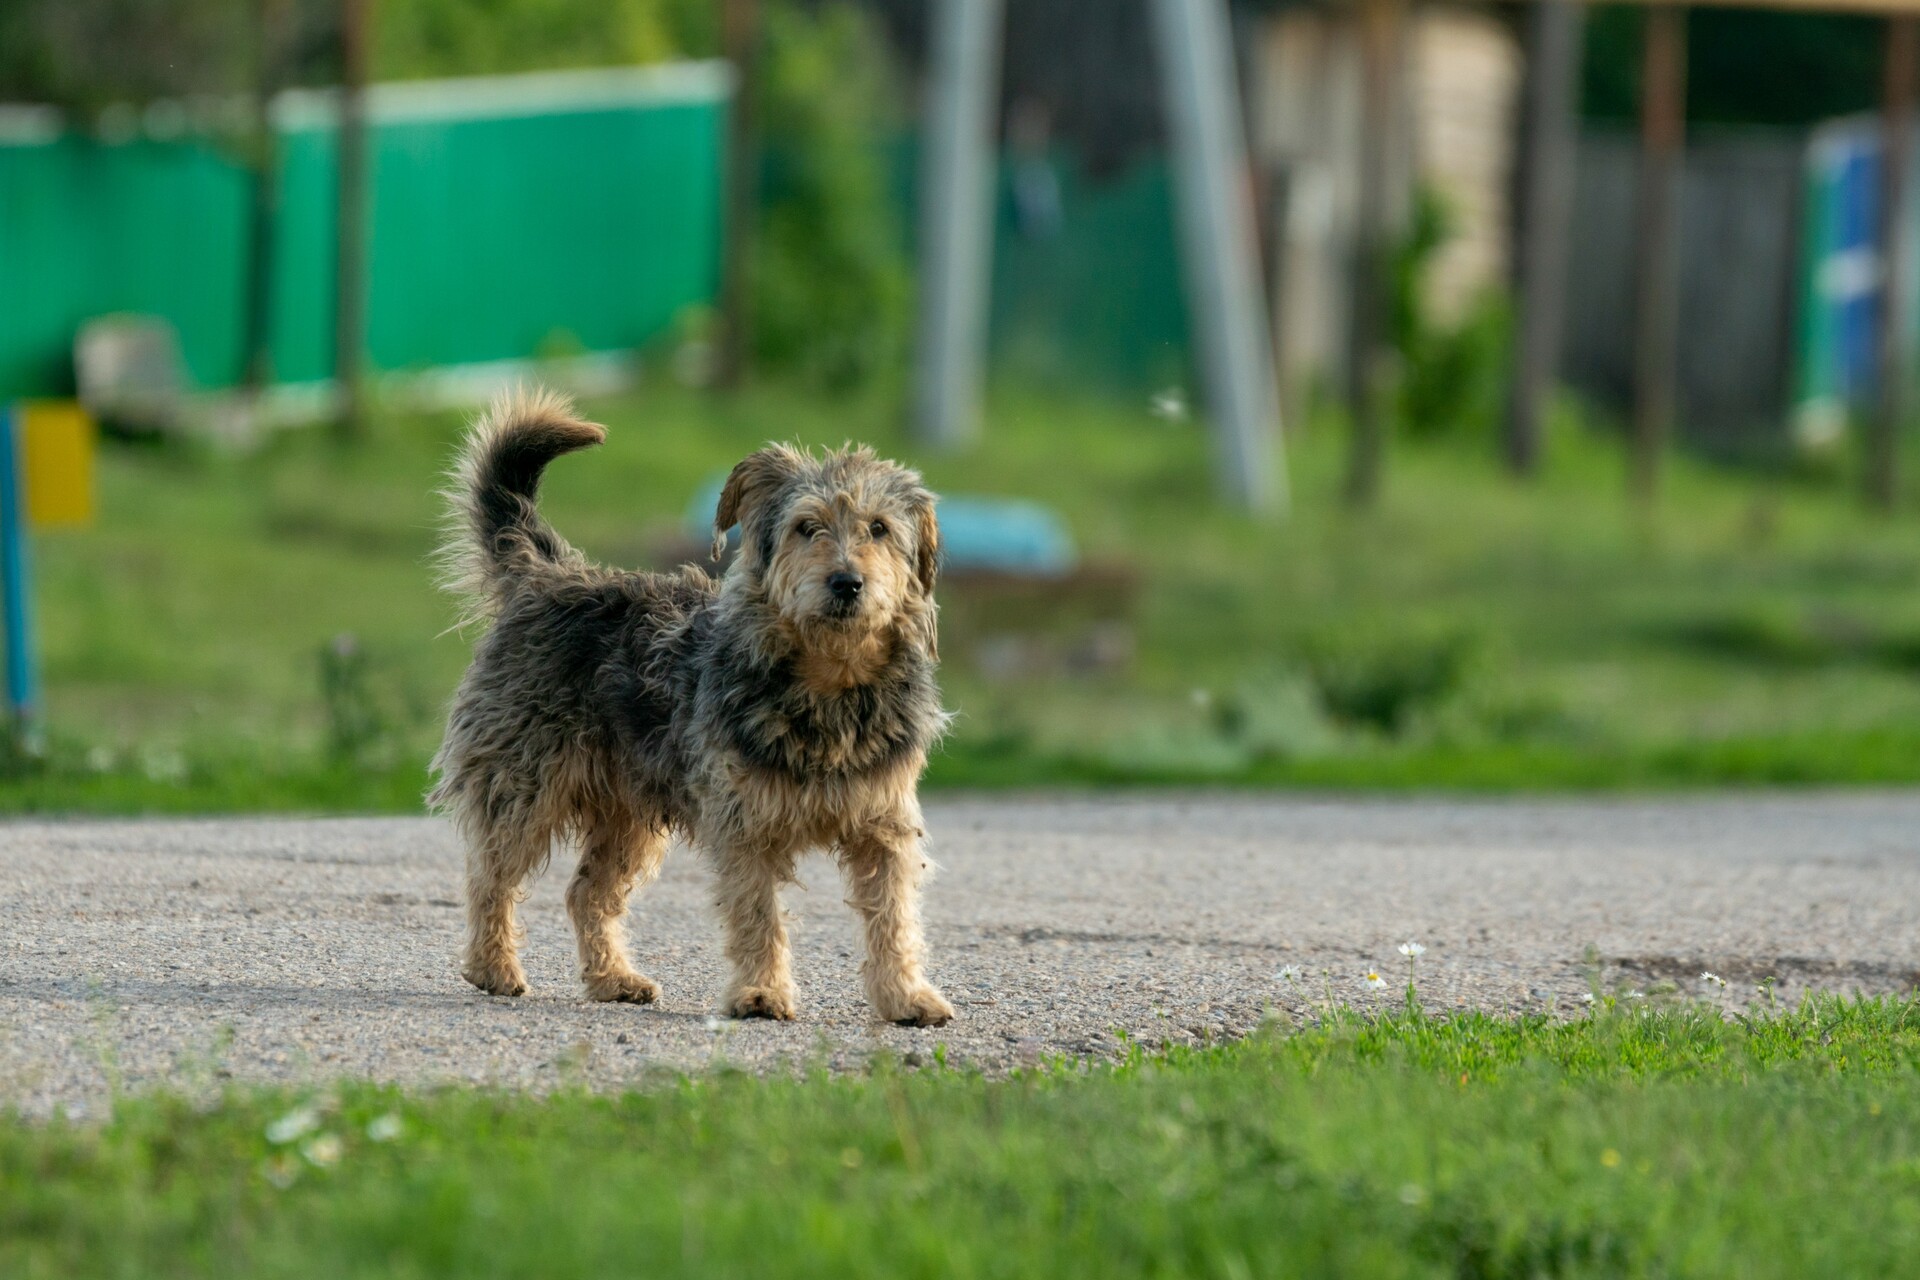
719, 669, 935, 781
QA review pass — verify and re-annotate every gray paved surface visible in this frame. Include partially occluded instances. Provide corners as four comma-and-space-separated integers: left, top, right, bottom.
5, 792, 1920, 1115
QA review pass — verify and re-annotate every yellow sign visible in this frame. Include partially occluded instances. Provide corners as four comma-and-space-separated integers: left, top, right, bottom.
17, 400, 96, 529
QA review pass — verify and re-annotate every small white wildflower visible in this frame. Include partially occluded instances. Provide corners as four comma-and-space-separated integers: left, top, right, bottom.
140, 746, 188, 785
301, 1134, 343, 1168
1580, 992, 1596, 1004
703, 1015, 724, 1034
1363, 971, 1387, 991
1398, 942, 1426, 959
1700, 971, 1727, 989
365, 1113, 403, 1143
1624, 990, 1645, 1001
1274, 964, 1303, 985
266, 1107, 320, 1145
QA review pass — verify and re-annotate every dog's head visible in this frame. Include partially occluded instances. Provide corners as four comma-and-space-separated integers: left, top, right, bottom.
715, 444, 939, 655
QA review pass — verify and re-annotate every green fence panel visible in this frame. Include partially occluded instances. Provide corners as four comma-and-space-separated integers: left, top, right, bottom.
0, 132, 253, 395
0, 65, 726, 400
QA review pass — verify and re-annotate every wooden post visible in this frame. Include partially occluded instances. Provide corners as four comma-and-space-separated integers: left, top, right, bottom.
1870, 15, 1918, 511
243, 0, 285, 394
715, 0, 760, 391
1505, 0, 1585, 477
1630, 5, 1686, 502
913, 0, 1004, 450
1344, 0, 1401, 508
332, 0, 372, 441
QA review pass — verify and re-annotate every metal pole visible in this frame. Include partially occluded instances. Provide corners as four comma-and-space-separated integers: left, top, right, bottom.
1505, 0, 1586, 477
1153, 0, 1286, 513
1630, 5, 1686, 503
1870, 15, 1917, 511
333, 0, 372, 440
912, 0, 1004, 450
1343, 0, 1400, 508
716, 0, 760, 390
0, 406, 41, 754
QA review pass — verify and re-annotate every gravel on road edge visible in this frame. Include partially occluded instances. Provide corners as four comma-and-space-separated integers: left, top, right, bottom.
6, 791, 1920, 1117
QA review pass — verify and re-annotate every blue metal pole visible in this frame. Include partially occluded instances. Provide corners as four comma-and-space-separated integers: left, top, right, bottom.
0, 403, 41, 749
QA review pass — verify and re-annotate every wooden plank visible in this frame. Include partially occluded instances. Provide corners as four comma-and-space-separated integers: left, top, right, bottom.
1631, 5, 1686, 501
1505, 0, 1586, 475
1870, 15, 1918, 509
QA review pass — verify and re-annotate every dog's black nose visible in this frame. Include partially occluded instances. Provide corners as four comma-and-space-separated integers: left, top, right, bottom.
828, 571, 864, 602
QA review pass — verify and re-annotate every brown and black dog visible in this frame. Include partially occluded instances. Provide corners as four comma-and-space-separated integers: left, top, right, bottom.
430, 389, 953, 1025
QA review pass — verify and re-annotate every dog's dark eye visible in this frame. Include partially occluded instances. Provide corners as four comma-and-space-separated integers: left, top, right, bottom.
795, 520, 822, 539
869, 519, 889, 539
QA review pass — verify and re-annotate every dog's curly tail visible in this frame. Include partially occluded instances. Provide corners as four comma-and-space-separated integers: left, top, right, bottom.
438, 386, 606, 626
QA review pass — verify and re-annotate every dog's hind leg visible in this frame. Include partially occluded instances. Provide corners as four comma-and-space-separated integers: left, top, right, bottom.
568, 818, 668, 1003
462, 819, 550, 997
710, 835, 800, 1021
839, 809, 954, 1027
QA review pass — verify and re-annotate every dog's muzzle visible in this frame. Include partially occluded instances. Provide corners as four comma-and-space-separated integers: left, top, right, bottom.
826, 571, 864, 614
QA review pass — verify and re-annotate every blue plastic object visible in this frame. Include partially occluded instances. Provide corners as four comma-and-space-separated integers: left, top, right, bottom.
686, 477, 1076, 575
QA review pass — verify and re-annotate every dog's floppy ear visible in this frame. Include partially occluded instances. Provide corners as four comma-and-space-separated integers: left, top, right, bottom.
912, 491, 940, 598
908, 490, 940, 661
713, 445, 804, 563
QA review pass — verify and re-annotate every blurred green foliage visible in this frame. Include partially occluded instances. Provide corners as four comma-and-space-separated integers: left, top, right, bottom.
1582, 8, 1882, 126
374, 0, 716, 80
750, 2, 913, 392
1390, 188, 1514, 442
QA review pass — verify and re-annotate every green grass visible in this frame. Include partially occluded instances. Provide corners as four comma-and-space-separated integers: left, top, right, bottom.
17, 376, 1920, 811
9, 995, 1920, 1277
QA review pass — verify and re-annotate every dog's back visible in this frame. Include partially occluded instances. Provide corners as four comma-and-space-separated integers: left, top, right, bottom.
428, 391, 710, 839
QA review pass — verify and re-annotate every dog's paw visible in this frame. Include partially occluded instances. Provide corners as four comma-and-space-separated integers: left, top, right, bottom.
723, 986, 797, 1021
880, 985, 955, 1028
463, 959, 529, 998
584, 971, 661, 1005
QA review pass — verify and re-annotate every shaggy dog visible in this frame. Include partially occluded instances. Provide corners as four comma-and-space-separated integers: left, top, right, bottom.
429, 389, 954, 1026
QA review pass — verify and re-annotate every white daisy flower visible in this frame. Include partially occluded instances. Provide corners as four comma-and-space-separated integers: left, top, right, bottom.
1364, 971, 1387, 991
1398, 942, 1426, 958
266, 1107, 320, 1145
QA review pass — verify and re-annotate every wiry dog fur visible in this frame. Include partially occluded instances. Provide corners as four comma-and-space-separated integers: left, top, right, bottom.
428, 389, 954, 1025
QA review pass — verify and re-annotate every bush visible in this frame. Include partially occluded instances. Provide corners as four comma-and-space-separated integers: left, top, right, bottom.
1391, 188, 1513, 439
750, 1, 912, 392
1299, 625, 1481, 735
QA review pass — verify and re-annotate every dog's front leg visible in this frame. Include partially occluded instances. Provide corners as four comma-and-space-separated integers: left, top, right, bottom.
839, 812, 953, 1027
710, 837, 799, 1020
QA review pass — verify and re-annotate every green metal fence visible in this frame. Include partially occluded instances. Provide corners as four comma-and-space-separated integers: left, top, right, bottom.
0, 64, 727, 400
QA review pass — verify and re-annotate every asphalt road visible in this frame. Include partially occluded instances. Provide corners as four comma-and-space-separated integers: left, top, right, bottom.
5, 792, 1920, 1116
